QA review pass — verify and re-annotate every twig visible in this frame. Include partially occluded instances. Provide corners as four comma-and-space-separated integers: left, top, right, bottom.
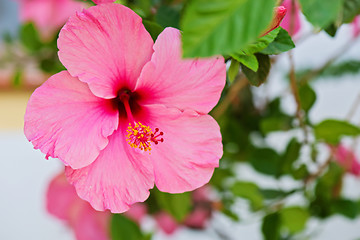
346, 93, 360, 120
211, 74, 248, 120
288, 50, 309, 143
304, 155, 332, 185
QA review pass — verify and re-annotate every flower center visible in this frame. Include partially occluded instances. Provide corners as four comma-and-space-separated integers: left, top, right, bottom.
126, 122, 164, 151
119, 91, 164, 152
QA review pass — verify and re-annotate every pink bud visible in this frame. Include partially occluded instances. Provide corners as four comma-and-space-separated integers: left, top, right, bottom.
184, 208, 211, 229
262, 6, 287, 36
154, 212, 179, 235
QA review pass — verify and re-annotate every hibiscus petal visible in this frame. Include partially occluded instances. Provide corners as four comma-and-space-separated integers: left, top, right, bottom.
24, 71, 119, 169
135, 27, 226, 114
46, 171, 78, 221
73, 204, 110, 240
58, 4, 154, 99
65, 127, 154, 213
144, 105, 223, 193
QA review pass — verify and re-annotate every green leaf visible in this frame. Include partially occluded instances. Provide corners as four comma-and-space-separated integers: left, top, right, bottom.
249, 148, 281, 176
231, 181, 264, 210
262, 213, 281, 240
299, 84, 317, 113
155, 191, 191, 222
291, 164, 309, 180
241, 53, 270, 86
232, 54, 259, 72
281, 138, 301, 174
221, 207, 240, 221
20, 23, 42, 52
296, 60, 360, 82
181, 0, 277, 57
261, 28, 295, 55
280, 207, 309, 234
143, 20, 164, 41
299, 0, 344, 28
310, 163, 344, 218
228, 59, 240, 83
260, 189, 288, 199
314, 119, 360, 144
155, 5, 180, 28
342, 0, 360, 23
321, 60, 360, 77
111, 214, 143, 240
260, 116, 293, 134
332, 199, 360, 219
235, 27, 281, 56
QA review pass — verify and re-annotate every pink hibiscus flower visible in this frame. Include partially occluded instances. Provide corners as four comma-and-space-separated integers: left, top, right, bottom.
17, 0, 86, 39
333, 145, 360, 176
280, 0, 301, 36
47, 172, 110, 240
24, 4, 225, 213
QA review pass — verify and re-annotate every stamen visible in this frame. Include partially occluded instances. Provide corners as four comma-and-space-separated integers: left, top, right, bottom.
119, 91, 164, 152
126, 122, 164, 152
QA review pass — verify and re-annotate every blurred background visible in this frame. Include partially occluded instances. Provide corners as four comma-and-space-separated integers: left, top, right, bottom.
1, 0, 360, 239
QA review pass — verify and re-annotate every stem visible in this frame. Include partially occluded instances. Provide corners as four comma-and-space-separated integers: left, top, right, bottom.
212, 74, 248, 120
304, 154, 332, 185
288, 51, 309, 143
346, 93, 360, 120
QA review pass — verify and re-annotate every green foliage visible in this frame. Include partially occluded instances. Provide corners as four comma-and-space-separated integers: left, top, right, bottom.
231, 28, 281, 72
280, 207, 309, 234
299, 84, 317, 113
260, 116, 293, 134
262, 212, 281, 240
250, 148, 282, 176
111, 214, 144, 240
241, 54, 270, 86
233, 54, 259, 72
238, 28, 281, 55
324, 0, 360, 35
155, 191, 192, 222
296, 60, 360, 82
331, 199, 360, 219
155, 5, 180, 28
299, 0, 344, 28
280, 138, 301, 175
261, 28, 295, 55
228, 60, 240, 83
342, 0, 360, 23
231, 181, 264, 210
181, 0, 276, 57
143, 20, 164, 41
314, 119, 360, 144
321, 60, 360, 77
310, 162, 344, 218
20, 23, 42, 52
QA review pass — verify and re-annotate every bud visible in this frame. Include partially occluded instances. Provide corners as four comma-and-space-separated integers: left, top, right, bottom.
261, 6, 287, 36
